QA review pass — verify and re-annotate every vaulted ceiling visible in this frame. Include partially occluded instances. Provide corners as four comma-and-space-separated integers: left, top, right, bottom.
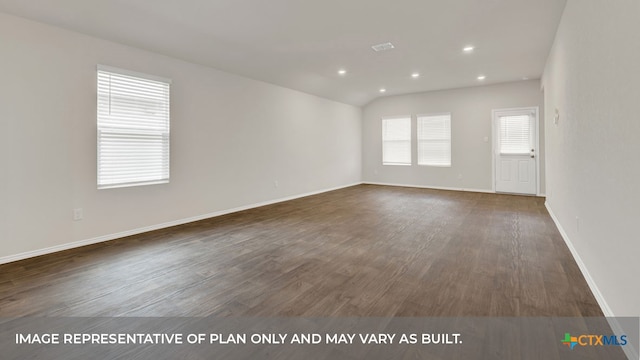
0, 0, 566, 106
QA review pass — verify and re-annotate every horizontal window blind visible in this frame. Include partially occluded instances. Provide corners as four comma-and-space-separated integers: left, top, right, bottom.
97, 66, 171, 189
382, 117, 411, 165
499, 115, 530, 154
417, 114, 451, 166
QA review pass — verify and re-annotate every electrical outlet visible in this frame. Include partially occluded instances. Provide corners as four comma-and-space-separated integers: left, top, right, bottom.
575, 216, 580, 233
274, 180, 279, 188
73, 208, 83, 221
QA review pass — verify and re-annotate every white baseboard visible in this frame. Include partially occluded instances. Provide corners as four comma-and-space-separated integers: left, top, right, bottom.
544, 201, 612, 317
362, 181, 494, 194
363, 181, 549, 198
544, 202, 639, 360
0, 182, 362, 265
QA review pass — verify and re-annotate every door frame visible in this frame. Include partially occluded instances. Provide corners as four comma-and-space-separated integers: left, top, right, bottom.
491, 106, 541, 196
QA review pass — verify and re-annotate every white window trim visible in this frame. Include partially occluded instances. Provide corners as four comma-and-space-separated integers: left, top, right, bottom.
381, 115, 412, 166
96, 64, 172, 85
97, 65, 172, 189
416, 112, 452, 167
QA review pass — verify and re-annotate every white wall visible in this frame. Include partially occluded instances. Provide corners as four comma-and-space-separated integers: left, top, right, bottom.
542, 0, 640, 316
362, 81, 544, 193
0, 13, 362, 261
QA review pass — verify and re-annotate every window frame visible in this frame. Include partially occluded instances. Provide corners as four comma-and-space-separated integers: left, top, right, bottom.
381, 115, 412, 166
498, 113, 534, 155
416, 112, 452, 167
96, 65, 172, 189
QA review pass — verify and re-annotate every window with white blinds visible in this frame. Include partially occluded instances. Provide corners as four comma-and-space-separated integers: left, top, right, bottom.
499, 114, 530, 154
417, 114, 451, 166
382, 116, 411, 165
97, 65, 171, 189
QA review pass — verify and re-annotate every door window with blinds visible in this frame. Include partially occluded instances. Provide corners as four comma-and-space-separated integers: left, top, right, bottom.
97, 65, 171, 189
499, 114, 532, 154
417, 113, 451, 166
382, 116, 411, 165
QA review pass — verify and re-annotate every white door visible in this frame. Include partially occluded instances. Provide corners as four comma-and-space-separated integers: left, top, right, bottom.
493, 108, 538, 195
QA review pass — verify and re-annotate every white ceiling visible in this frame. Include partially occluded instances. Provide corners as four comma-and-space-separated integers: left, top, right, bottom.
0, 0, 567, 106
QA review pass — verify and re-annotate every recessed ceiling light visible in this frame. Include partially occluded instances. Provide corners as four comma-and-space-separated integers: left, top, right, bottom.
411, 73, 420, 78
371, 42, 395, 52
379, 88, 386, 93
338, 69, 347, 75
463, 46, 475, 52
477, 75, 486, 80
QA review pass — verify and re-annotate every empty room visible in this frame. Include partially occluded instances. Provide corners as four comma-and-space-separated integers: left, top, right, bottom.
1, 0, 638, 359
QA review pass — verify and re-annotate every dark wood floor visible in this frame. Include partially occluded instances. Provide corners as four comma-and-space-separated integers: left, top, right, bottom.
0, 185, 602, 317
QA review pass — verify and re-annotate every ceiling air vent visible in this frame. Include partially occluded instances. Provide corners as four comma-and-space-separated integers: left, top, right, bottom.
371, 42, 395, 52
